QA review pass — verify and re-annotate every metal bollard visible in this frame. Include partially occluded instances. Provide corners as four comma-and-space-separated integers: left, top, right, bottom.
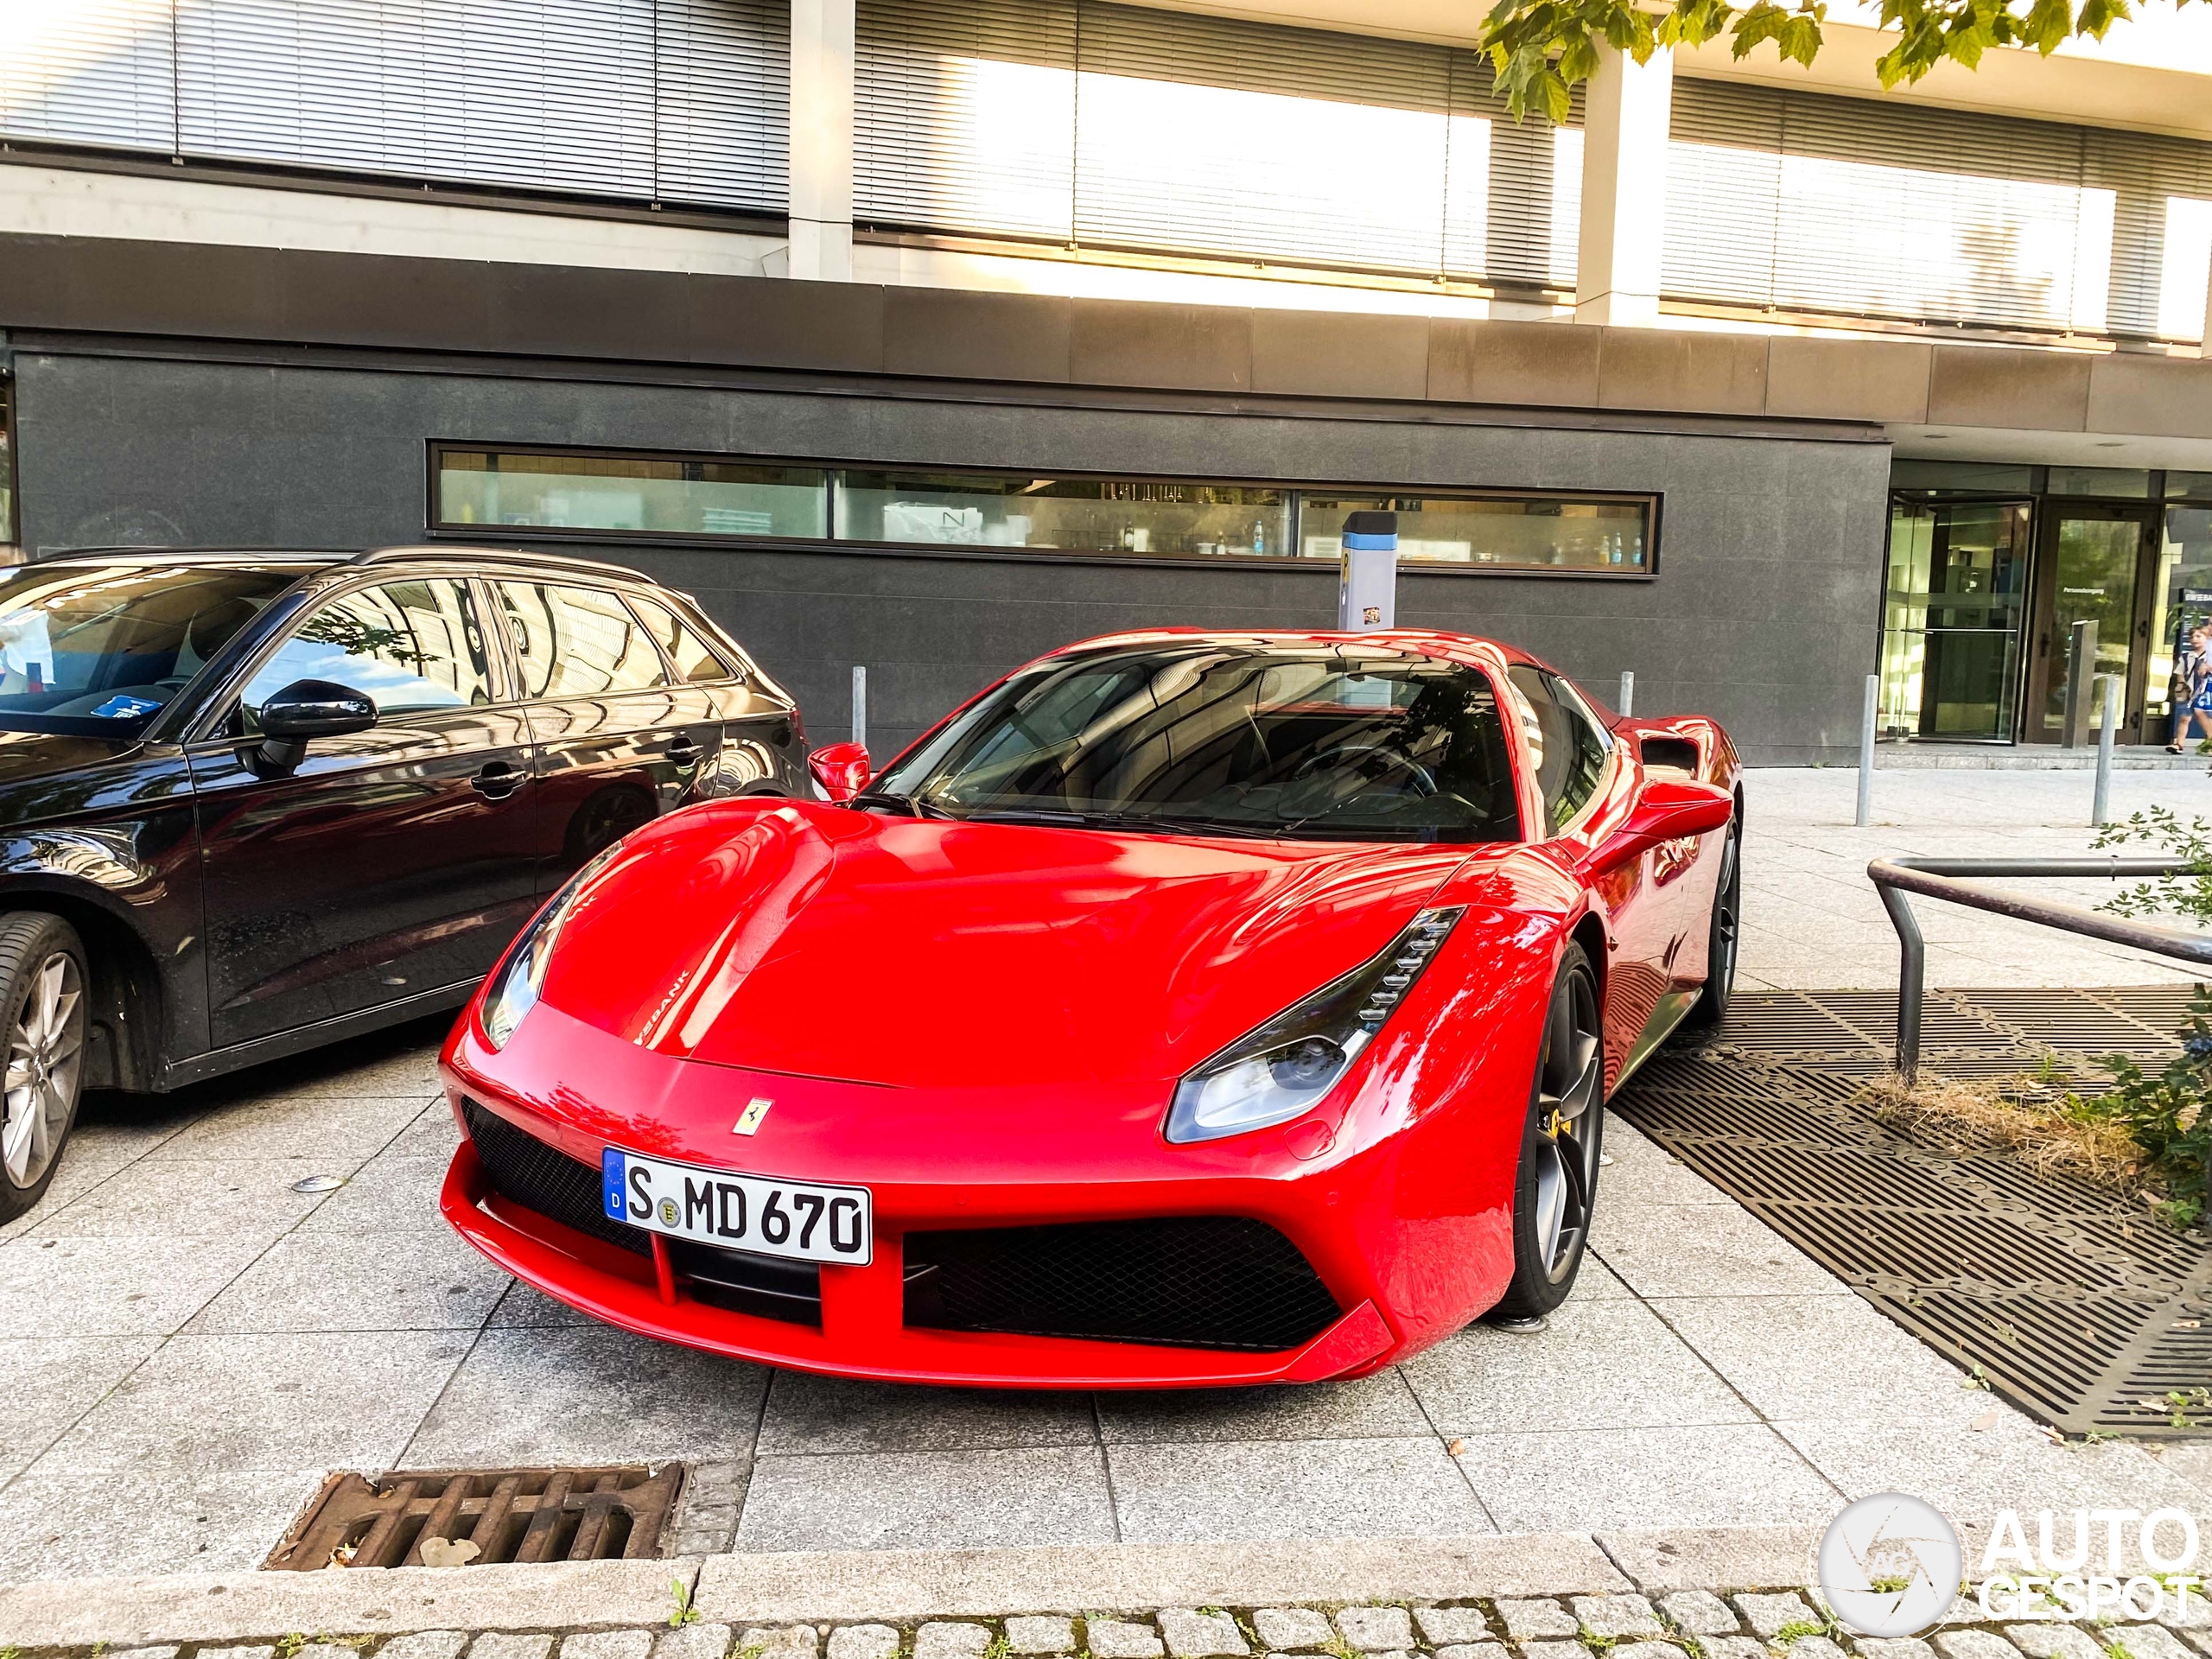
2092, 673, 2119, 827
1855, 673, 1877, 828
2063, 620, 2096, 748
1618, 671, 1635, 717
851, 664, 868, 751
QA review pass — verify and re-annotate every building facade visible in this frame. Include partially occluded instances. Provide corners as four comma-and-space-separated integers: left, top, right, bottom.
3, 0, 2211, 761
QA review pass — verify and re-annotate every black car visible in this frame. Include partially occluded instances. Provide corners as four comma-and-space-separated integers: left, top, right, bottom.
0, 544, 808, 1219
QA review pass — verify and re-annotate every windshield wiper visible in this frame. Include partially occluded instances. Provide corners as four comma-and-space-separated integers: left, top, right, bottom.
850, 790, 952, 819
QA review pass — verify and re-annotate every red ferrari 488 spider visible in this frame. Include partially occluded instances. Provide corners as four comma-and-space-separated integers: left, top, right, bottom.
440, 629, 1741, 1388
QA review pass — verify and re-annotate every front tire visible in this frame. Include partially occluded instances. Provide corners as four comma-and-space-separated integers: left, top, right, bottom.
1491, 943, 1605, 1322
0, 912, 89, 1224
1682, 817, 1741, 1029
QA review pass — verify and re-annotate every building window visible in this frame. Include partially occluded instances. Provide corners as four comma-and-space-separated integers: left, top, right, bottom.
430, 444, 1657, 577
1302, 493, 1649, 572
834, 470, 1289, 556
0, 378, 14, 558
435, 448, 829, 540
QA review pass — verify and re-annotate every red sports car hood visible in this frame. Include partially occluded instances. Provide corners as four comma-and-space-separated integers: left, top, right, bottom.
534, 799, 1475, 1090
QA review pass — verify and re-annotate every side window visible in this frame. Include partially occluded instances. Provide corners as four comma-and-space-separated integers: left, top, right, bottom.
496, 582, 671, 700
627, 595, 734, 686
1506, 664, 1611, 832
241, 579, 491, 727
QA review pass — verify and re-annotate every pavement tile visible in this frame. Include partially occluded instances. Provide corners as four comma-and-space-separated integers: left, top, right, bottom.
0, 1233, 269, 1337
1334, 1609, 1414, 1650
758, 1370, 1096, 1453
1096, 1370, 1430, 1443
24, 1157, 338, 1239
1735, 1594, 1821, 1638
1402, 1296, 1754, 1433
655, 1626, 732, 1659
381, 1636, 469, 1659
188, 1226, 509, 1333
486, 1281, 599, 1326
1497, 1602, 1579, 1639
1107, 1435, 1494, 1542
914, 1626, 991, 1659
405, 1326, 768, 1465
0, 1462, 327, 1580
1601, 1116, 1733, 1205
1572, 1597, 1662, 1638
1590, 1201, 1848, 1300
145, 1094, 424, 1161
1652, 1294, 1991, 1423
2007, 1627, 2105, 1659
289, 1154, 455, 1233
1450, 1425, 1837, 1532
1414, 1610, 1495, 1646
735, 1446, 1116, 1550
0, 1334, 159, 1482
1006, 1618, 1076, 1655
1160, 1611, 1249, 1657
1254, 1612, 1332, 1650
827, 1628, 902, 1659
1088, 1622, 1166, 1659
563, 1636, 656, 1659
1658, 1592, 1740, 1634
1933, 1635, 2022, 1659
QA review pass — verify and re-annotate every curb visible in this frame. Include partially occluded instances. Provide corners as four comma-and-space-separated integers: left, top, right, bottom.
0, 1527, 1823, 1646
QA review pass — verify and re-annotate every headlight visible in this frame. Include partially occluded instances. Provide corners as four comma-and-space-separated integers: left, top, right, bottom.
1166, 906, 1465, 1144
480, 846, 624, 1050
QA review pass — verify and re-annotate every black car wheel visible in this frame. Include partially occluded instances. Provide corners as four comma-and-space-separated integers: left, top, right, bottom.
1491, 942, 1605, 1322
1681, 817, 1741, 1029
0, 912, 89, 1223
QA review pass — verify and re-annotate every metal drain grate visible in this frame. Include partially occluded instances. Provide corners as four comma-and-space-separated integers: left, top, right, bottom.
265, 1465, 683, 1569
1616, 985, 2211, 1440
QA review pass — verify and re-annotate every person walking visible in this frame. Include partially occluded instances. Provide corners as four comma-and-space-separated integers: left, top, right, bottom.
2168, 622, 2212, 751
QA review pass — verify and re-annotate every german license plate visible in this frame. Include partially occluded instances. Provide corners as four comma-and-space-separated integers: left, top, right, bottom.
601, 1147, 872, 1265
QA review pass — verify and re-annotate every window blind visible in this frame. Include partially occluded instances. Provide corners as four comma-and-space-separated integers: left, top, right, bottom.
3, 0, 788, 214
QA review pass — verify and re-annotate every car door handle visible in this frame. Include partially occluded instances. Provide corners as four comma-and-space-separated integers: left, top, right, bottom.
664, 737, 704, 770
471, 760, 528, 800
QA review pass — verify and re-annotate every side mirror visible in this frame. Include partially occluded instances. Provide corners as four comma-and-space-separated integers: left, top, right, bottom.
807, 741, 872, 803
1588, 777, 1734, 874
257, 678, 377, 772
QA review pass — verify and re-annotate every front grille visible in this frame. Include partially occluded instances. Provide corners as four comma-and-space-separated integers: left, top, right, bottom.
463, 1099, 646, 1256
903, 1217, 1342, 1352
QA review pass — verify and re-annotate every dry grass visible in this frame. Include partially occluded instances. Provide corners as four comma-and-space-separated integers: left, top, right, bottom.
1856, 1068, 2153, 1195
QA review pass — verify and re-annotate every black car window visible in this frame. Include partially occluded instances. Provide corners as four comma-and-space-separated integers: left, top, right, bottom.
0, 563, 302, 735
497, 582, 671, 699
240, 579, 493, 727
626, 594, 733, 685
1505, 664, 1611, 833
870, 642, 1522, 843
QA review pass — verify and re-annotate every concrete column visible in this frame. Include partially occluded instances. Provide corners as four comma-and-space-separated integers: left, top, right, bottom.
1573, 42, 1674, 327
2202, 245, 2212, 357
786, 0, 855, 282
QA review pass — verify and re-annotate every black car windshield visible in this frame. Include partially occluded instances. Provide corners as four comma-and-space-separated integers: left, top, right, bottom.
0, 563, 307, 737
870, 641, 1523, 842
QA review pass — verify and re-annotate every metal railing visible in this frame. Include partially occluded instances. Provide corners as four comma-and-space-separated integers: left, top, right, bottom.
1867, 855, 2212, 1080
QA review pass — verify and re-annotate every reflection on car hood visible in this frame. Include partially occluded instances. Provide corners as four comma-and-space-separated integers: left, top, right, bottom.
536, 798, 1478, 1089
0, 728, 146, 818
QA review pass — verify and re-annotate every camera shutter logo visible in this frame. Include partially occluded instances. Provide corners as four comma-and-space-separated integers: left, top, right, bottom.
1818, 1493, 1962, 1637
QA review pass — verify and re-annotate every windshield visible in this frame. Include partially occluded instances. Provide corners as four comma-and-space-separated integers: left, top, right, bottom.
0, 563, 307, 736
871, 642, 1523, 842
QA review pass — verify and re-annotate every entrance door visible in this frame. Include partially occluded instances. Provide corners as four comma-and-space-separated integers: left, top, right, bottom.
2024, 505, 2160, 743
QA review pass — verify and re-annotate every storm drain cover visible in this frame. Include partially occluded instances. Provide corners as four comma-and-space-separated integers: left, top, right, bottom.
1616, 988, 2211, 1440
265, 1464, 684, 1569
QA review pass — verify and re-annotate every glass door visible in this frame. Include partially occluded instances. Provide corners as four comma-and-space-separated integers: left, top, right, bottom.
2024, 505, 2159, 742
1878, 499, 2031, 741
2146, 500, 2212, 746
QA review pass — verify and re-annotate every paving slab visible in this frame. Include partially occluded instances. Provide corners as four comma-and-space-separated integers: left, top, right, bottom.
1105, 1435, 1495, 1542
186, 1226, 510, 1334
1447, 1426, 1839, 1533
734, 1446, 1118, 1551
0, 1332, 161, 1482
757, 1372, 1097, 1454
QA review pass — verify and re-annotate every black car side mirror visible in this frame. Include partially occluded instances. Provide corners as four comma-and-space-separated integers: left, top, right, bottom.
256, 679, 377, 772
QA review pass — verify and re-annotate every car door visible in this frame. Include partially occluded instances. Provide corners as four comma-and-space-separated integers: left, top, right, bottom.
189, 575, 541, 1049
625, 591, 798, 798
491, 579, 724, 893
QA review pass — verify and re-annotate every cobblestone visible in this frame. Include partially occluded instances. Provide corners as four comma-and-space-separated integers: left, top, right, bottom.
296, 1645, 364, 1659
1856, 1641, 1938, 1659
1703, 1637, 1774, 1659
1783, 1638, 1849, 1659
108, 1649, 181, 1659
1660, 1592, 1740, 1635
1089, 1621, 1168, 1659
475, 1640, 556, 1659
1433, 1645, 1509, 1659
826, 1629, 901, 1659
1734, 1595, 1821, 1639
1160, 1610, 1249, 1657
198, 1648, 276, 1659
561, 1635, 655, 1659
1573, 1598, 1662, 1639
1255, 1611, 1332, 1651
2111, 1628, 2197, 1659
655, 1625, 732, 1659
1006, 1619, 1076, 1656
913, 1624, 993, 1659
2008, 1626, 2104, 1659
1498, 1602, 1580, 1641
1414, 1610, 1495, 1646
1336, 1609, 1415, 1652
383, 1636, 471, 1659
1613, 1643, 1685, 1659
743, 1629, 819, 1659
1522, 1643, 1591, 1659
1936, 1632, 2026, 1659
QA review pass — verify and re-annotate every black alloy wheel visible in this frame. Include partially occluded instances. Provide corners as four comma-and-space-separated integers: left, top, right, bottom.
1683, 817, 1741, 1029
1490, 943, 1605, 1322
0, 912, 90, 1224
